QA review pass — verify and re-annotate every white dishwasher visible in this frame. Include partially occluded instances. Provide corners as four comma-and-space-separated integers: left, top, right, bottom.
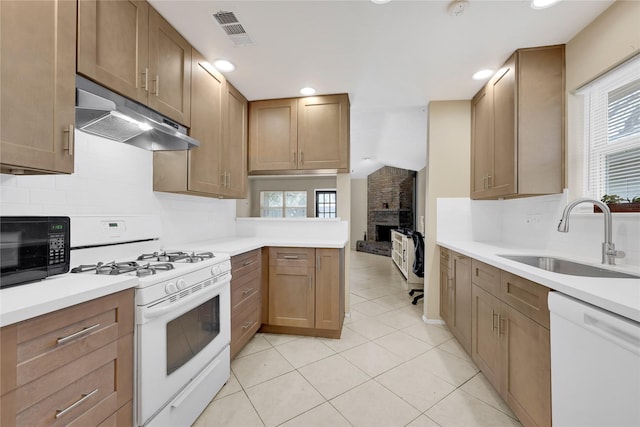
548, 292, 640, 427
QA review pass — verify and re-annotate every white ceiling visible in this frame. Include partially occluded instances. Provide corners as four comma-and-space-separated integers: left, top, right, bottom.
148, 0, 613, 178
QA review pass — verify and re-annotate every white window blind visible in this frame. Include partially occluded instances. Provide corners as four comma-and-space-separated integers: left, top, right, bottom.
581, 54, 640, 202
260, 191, 307, 217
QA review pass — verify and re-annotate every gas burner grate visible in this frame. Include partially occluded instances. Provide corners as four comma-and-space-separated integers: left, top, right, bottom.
136, 251, 215, 263
71, 260, 174, 276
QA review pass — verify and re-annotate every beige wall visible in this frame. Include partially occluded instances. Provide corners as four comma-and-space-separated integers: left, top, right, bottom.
244, 176, 337, 217
350, 178, 368, 248
425, 101, 471, 321
566, 0, 640, 196
416, 167, 426, 234
336, 173, 351, 311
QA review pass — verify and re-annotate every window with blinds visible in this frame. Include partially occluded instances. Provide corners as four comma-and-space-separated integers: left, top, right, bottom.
581, 54, 640, 203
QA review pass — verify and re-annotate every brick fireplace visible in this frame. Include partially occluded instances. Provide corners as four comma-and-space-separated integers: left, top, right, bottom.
356, 166, 416, 256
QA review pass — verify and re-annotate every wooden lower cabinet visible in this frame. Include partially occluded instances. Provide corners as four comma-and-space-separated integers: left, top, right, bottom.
450, 252, 472, 354
0, 290, 134, 427
469, 258, 551, 427
439, 247, 451, 324
501, 304, 551, 427
230, 249, 262, 359
263, 247, 344, 338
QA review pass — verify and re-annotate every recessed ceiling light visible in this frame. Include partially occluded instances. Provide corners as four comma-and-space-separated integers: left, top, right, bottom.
472, 69, 494, 80
371, 0, 391, 4
300, 87, 316, 96
531, 0, 561, 9
213, 59, 235, 72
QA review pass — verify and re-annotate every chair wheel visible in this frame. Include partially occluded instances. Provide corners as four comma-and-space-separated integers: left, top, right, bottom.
409, 290, 415, 296
411, 299, 418, 305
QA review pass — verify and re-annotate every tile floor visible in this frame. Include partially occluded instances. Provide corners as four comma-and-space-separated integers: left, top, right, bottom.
194, 250, 522, 427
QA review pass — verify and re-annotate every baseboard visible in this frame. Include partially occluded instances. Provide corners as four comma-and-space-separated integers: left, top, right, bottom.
422, 315, 445, 325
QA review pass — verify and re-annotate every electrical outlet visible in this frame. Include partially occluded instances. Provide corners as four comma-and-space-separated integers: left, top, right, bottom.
525, 214, 543, 225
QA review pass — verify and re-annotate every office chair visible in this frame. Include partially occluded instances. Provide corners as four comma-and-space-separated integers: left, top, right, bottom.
408, 231, 425, 305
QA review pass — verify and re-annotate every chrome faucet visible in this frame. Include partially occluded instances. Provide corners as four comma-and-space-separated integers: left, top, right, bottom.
557, 198, 625, 265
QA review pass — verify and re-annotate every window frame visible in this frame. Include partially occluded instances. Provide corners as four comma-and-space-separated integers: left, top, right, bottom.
259, 190, 308, 218
314, 189, 337, 218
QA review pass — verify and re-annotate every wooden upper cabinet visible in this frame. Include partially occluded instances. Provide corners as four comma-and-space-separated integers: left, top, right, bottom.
249, 99, 298, 172
0, 0, 76, 175
77, 0, 149, 105
148, 8, 191, 127
77, 1, 191, 127
187, 50, 224, 194
297, 95, 350, 171
153, 51, 248, 199
223, 83, 249, 198
470, 45, 564, 200
248, 94, 350, 174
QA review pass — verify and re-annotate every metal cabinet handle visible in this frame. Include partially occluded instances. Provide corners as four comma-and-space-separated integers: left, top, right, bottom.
57, 323, 101, 345
300, 152, 304, 164
487, 175, 492, 188
152, 75, 160, 96
242, 260, 254, 267
283, 255, 299, 259
64, 124, 74, 156
492, 311, 498, 332
242, 287, 254, 295
55, 388, 98, 418
499, 315, 506, 336
309, 275, 312, 289
227, 172, 231, 188
141, 67, 149, 91
242, 321, 253, 330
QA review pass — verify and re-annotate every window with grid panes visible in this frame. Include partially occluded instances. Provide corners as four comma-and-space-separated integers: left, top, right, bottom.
315, 190, 337, 218
581, 55, 640, 204
260, 191, 307, 217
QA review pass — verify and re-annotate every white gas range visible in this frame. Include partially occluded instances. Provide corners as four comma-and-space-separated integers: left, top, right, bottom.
69, 216, 231, 427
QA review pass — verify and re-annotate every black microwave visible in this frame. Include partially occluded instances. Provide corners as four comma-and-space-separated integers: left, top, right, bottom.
0, 216, 70, 288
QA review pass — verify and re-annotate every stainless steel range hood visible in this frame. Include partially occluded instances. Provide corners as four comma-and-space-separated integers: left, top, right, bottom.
75, 75, 199, 151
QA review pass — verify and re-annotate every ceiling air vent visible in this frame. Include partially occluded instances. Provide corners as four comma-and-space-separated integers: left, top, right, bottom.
212, 11, 253, 46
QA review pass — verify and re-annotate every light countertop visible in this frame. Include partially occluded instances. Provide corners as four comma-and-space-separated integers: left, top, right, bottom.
1, 237, 346, 327
437, 239, 640, 323
182, 236, 348, 257
1, 274, 138, 327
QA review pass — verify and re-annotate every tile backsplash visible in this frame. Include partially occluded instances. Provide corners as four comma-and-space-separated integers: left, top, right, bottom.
437, 192, 640, 268
0, 131, 237, 245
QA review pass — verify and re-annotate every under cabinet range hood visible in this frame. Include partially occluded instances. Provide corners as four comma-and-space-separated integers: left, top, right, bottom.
75, 75, 199, 151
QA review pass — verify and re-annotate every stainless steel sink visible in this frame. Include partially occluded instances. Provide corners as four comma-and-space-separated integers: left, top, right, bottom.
498, 255, 640, 279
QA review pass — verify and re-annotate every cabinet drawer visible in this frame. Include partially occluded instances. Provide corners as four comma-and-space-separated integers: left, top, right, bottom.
231, 249, 262, 279
472, 260, 501, 297
269, 247, 315, 268
4, 290, 133, 390
231, 267, 261, 309
17, 357, 117, 426
231, 296, 261, 358
501, 272, 550, 329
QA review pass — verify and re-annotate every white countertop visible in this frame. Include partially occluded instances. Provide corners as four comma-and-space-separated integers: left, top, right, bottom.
0, 237, 346, 327
0, 274, 138, 327
437, 239, 640, 323
185, 236, 348, 257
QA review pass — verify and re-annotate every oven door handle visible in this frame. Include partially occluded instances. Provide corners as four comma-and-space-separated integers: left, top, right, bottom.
141, 280, 224, 321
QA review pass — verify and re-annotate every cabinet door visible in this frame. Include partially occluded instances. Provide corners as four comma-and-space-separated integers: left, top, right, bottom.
0, 0, 76, 175
223, 83, 248, 198
491, 58, 516, 197
439, 260, 450, 325
77, 0, 149, 105
297, 95, 349, 171
268, 265, 315, 328
501, 305, 551, 427
188, 50, 224, 195
148, 7, 191, 126
248, 99, 298, 172
470, 85, 492, 199
451, 253, 472, 354
315, 249, 341, 330
471, 285, 502, 392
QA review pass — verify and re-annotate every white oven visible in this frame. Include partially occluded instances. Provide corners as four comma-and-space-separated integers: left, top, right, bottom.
136, 263, 231, 426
